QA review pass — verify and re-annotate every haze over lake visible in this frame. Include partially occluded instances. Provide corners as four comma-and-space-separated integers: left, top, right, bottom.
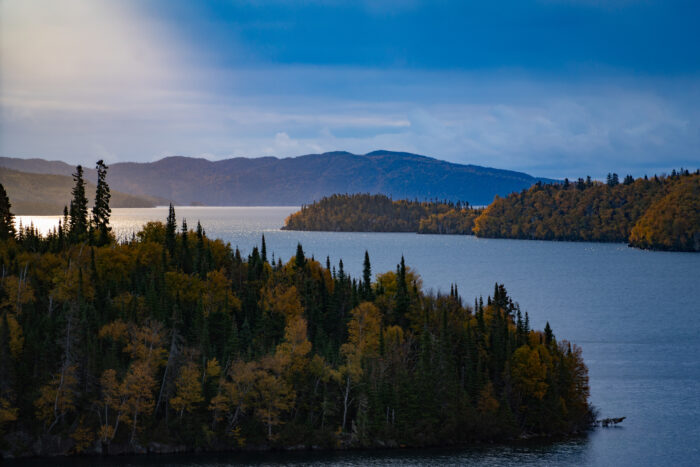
14, 206, 700, 466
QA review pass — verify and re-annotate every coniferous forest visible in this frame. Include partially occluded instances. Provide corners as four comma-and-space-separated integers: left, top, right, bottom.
284, 171, 700, 252
0, 164, 593, 457
282, 194, 481, 234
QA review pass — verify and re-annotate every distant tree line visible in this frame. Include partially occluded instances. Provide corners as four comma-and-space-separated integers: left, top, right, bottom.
283, 194, 481, 235
474, 170, 699, 251
284, 170, 700, 252
0, 167, 592, 457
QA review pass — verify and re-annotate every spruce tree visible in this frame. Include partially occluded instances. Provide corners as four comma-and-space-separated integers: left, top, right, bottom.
544, 321, 554, 345
181, 219, 192, 273
68, 165, 89, 243
165, 204, 176, 257
92, 160, 111, 245
196, 221, 205, 276
0, 183, 16, 240
295, 243, 306, 269
261, 235, 267, 263
362, 250, 372, 299
395, 256, 409, 327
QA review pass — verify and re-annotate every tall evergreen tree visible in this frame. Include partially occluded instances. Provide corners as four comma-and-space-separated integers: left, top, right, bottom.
68, 165, 89, 243
165, 204, 177, 257
362, 250, 372, 299
544, 321, 554, 345
0, 183, 16, 240
261, 234, 267, 263
395, 256, 409, 327
295, 243, 306, 269
92, 160, 111, 245
181, 219, 192, 273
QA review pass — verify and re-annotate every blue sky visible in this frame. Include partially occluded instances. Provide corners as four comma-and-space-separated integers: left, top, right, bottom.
1, 0, 699, 178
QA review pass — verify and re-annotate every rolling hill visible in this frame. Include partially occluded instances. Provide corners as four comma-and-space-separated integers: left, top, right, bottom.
0, 151, 554, 206
0, 168, 168, 215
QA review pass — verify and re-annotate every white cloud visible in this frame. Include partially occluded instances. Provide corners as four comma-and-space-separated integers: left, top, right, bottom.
1, 1, 698, 178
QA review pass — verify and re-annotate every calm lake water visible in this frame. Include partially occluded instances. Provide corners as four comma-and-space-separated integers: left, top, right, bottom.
14, 207, 700, 466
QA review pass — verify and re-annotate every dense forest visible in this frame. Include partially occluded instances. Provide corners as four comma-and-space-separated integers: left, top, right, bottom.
283, 194, 481, 235
0, 164, 592, 458
284, 171, 700, 252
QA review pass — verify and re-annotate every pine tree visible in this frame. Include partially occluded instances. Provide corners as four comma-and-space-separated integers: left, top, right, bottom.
362, 251, 372, 299
181, 219, 192, 273
0, 183, 16, 240
295, 243, 306, 269
261, 235, 267, 263
165, 204, 176, 257
92, 160, 111, 246
395, 256, 409, 327
195, 221, 206, 277
544, 322, 554, 345
68, 165, 89, 243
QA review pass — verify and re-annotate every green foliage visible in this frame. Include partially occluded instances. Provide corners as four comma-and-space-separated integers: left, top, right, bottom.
283, 173, 699, 252
0, 212, 593, 453
68, 166, 89, 243
92, 160, 112, 246
283, 193, 478, 234
474, 172, 699, 250
0, 183, 15, 241
0, 179, 595, 455
629, 174, 700, 251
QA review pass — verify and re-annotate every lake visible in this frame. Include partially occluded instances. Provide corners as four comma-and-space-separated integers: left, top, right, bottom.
14, 207, 700, 466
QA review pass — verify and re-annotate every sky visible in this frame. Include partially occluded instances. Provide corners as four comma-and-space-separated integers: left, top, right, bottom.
1, 0, 699, 179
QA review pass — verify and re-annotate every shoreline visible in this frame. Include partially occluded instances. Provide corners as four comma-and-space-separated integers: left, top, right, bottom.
2, 429, 592, 461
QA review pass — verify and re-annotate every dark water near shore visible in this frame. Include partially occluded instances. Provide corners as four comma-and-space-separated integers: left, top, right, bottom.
15, 207, 700, 466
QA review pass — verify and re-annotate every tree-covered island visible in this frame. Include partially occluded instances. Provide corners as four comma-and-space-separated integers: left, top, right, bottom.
0, 164, 593, 458
284, 171, 700, 252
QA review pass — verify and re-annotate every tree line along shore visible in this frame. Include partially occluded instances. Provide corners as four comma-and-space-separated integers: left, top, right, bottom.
0, 163, 592, 458
283, 170, 700, 252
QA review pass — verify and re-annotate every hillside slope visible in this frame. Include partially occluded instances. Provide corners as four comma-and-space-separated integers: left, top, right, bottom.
282, 173, 699, 252
0, 168, 168, 214
0, 151, 553, 206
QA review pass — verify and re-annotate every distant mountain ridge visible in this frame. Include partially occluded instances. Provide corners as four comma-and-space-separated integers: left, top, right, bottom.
0, 151, 555, 206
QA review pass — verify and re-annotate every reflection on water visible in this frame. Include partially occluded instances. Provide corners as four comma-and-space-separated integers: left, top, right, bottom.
12, 207, 700, 466
6, 439, 593, 466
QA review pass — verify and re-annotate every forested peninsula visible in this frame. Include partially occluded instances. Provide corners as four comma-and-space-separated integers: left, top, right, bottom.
283, 171, 700, 252
283, 194, 481, 234
0, 164, 592, 458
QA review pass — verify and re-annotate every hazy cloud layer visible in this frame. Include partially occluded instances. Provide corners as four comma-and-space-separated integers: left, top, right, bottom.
1, 0, 699, 179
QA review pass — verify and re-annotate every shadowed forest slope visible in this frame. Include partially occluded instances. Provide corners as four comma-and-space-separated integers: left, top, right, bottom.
0, 151, 552, 206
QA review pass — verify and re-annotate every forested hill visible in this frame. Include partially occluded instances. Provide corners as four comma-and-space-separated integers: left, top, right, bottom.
0, 181, 593, 456
474, 171, 700, 251
0, 231, 593, 457
283, 194, 481, 234
283, 171, 700, 252
0, 151, 552, 206
0, 168, 167, 215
